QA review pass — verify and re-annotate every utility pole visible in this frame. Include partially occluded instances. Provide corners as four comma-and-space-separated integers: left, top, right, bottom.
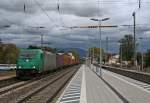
132, 12, 137, 69
41, 34, 44, 49
120, 43, 123, 68
105, 37, 108, 64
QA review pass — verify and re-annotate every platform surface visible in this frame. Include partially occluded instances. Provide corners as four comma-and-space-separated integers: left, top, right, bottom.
57, 64, 150, 103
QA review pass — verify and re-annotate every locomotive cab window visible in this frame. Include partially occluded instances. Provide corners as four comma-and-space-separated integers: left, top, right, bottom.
20, 51, 36, 59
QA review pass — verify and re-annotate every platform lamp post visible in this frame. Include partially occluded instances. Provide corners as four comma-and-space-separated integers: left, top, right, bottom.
90, 17, 110, 77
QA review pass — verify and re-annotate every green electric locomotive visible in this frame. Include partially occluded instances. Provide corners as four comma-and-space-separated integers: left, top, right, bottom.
16, 49, 56, 79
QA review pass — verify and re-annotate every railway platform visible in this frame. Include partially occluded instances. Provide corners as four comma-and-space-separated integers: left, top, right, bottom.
57, 64, 150, 103
57, 64, 121, 103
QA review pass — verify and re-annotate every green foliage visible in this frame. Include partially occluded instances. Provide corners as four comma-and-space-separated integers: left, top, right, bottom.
119, 35, 134, 61
89, 47, 104, 57
144, 49, 150, 67
0, 38, 2, 44
137, 52, 142, 64
89, 47, 104, 62
71, 48, 79, 60
0, 43, 19, 64
28, 45, 57, 53
28, 45, 40, 49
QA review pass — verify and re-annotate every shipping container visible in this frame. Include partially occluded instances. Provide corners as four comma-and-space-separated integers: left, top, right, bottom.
56, 54, 64, 68
43, 51, 56, 71
61, 53, 71, 66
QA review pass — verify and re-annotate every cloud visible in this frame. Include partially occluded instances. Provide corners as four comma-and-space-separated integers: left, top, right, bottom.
0, 0, 150, 52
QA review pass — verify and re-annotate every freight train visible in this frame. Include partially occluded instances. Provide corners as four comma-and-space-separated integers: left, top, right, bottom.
16, 49, 78, 79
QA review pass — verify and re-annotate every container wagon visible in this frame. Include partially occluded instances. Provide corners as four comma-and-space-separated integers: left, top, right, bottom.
61, 53, 71, 67
16, 49, 56, 79
56, 54, 64, 69
68, 53, 76, 65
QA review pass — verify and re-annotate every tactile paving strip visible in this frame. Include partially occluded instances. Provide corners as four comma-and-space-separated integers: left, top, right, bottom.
58, 67, 83, 103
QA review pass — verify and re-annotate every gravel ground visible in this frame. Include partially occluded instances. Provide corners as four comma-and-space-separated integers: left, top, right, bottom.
50, 71, 75, 103
0, 71, 16, 80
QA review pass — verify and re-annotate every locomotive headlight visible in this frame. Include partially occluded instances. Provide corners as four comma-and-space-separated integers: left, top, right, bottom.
26, 59, 29, 62
33, 66, 35, 69
19, 66, 21, 68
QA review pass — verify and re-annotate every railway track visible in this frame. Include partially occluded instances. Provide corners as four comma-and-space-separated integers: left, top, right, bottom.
0, 71, 59, 96
0, 65, 80, 103
0, 77, 21, 89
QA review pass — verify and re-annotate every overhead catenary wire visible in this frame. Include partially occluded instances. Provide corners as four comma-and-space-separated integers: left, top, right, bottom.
0, 1, 145, 31
32, 0, 60, 27
0, 0, 37, 29
1, 1, 149, 32
0, 0, 43, 45
117, 0, 142, 31
28, 1, 150, 4
19, 0, 150, 9
57, 0, 69, 28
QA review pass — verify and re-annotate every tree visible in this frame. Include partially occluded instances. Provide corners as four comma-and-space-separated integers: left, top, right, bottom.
137, 52, 142, 65
28, 45, 57, 53
71, 48, 79, 61
28, 45, 40, 49
144, 49, 150, 67
119, 35, 134, 61
89, 47, 104, 62
0, 38, 2, 44
0, 43, 19, 64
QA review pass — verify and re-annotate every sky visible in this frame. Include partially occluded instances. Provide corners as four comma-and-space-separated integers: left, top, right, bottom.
0, 0, 150, 53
